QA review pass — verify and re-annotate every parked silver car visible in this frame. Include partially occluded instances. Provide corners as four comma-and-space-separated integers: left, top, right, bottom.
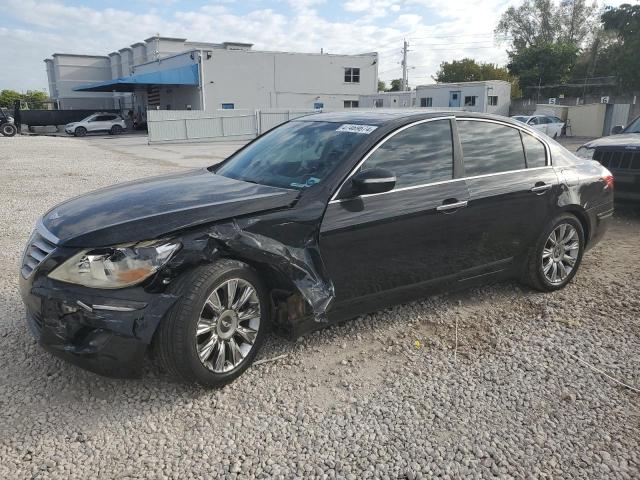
65, 113, 126, 137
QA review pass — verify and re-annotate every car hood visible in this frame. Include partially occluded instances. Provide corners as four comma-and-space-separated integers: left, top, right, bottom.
42, 169, 299, 247
582, 133, 640, 149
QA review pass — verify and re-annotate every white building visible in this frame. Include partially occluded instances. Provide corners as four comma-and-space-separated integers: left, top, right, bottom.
415, 81, 511, 116
44, 36, 378, 115
358, 91, 416, 108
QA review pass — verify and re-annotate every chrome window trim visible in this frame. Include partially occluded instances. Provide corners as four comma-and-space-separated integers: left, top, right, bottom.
328, 115, 553, 205
329, 116, 456, 202
328, 166, 554, 204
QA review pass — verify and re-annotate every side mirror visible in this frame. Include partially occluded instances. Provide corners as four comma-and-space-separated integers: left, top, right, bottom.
351, 168, 396, 196
611, 125, 624, 135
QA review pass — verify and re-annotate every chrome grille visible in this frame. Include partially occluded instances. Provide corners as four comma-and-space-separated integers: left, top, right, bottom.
594, 149, 640, 171
21, 230, 57, 278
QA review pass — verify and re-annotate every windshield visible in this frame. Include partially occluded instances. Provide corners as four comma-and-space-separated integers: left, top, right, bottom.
216, 120, 372, 190
624, 116, 640, 133
512, 116, 528, 123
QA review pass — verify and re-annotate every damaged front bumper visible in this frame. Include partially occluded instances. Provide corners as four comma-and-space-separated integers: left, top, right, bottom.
20, 274, 179, 378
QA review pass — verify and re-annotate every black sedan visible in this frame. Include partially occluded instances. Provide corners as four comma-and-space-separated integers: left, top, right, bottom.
19, 111, 614, 386
577, 115, 640, 201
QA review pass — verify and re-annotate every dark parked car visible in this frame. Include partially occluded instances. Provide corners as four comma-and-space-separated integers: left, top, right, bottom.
20, 111, 614, 386
577, 115, 640, 201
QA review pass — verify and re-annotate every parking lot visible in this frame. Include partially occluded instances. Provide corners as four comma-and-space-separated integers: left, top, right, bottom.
0, 135, 638, 479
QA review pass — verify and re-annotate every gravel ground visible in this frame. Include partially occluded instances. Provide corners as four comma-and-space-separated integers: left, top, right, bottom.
0, 135, 638, 479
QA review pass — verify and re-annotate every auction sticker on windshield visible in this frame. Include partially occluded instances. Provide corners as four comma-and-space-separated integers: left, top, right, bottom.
336, 124, 378, 134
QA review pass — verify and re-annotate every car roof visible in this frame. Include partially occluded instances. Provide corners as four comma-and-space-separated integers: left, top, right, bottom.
295, 110, 520, 127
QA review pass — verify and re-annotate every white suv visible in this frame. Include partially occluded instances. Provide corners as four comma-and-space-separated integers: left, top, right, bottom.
65, 113, 127, 137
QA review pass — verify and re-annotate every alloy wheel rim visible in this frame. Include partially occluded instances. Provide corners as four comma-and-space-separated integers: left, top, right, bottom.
541, 223, 579, 285
195, 278, 260, 373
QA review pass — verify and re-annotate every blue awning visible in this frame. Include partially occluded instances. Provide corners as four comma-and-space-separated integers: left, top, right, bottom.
74, 64, 199, 92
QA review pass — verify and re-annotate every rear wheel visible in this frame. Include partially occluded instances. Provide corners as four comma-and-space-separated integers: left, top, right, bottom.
154, 260, 268, 387
74, 126, 87, 137
1, 123, 17, 137
524, 214, 584, 291
110, 125, 123, 135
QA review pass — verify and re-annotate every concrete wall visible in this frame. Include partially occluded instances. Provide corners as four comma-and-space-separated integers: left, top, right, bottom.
119, 48, 133, 76
566, 103, 607, 137
144, 37, 188, 61
44, 59, 57, 100
131, 43, 147, 66
50, 54, 114, 110
201, 49, 377, 110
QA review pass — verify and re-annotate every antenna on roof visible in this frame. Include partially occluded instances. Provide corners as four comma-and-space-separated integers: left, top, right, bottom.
154, 33, 160, 62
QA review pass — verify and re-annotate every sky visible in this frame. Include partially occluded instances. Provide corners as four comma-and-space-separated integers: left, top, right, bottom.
0, 0, 631, 94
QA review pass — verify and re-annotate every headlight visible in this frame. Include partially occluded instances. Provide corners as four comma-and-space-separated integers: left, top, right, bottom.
576, 147, 595, 159
48, 240, 180, 289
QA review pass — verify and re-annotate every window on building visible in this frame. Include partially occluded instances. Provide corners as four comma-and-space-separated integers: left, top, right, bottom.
521, 131, 547, 168
344, 100, 359, 108
420, 97, 433, 107
488, 95, 498, 106
344, 67, 360, 83
361, 120, 453, 189
458, 120, 526, 176
464, 96, 477, 107
374, 99, 384, 108
221, 103, 235, 110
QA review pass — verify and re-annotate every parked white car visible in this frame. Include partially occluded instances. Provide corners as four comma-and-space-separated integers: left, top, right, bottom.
65, 113, 126, 137
511, 115, 565, 138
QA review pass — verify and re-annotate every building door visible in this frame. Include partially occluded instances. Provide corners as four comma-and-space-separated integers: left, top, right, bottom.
449, 91, 461, 107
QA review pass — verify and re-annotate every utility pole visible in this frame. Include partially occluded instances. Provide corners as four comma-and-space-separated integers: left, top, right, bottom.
401, 39, 409, 91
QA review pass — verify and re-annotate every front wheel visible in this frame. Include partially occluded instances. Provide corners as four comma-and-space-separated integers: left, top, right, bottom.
74, 126, 87, 137
154, 260, 268, 387
1, 123, 17, 137
524, 214, 585, 291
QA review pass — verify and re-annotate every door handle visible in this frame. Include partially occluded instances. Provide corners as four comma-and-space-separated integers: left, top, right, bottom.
530, 184, 552, 194
436, 200, 468, 212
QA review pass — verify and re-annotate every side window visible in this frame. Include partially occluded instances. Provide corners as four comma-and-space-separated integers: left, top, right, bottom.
528, 117, 539, 125
94, 115, 109, 121
521, 132, 547, 168
361, 120, 453, 189
458, 120, 526, 176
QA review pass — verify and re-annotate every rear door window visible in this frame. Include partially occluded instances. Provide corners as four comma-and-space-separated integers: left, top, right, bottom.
521, 132, 547, 168
458, 120, 526, 176
362, 119, 453, 188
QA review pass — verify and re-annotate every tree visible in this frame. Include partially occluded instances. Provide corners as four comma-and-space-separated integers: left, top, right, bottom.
507, 42, 580, 93
496, 0, 598, 49
600, 3, 640, 90
377, 80, 387, 92
434, 59, 522, 98
388, 79, 403, 92
0, 89, 50, 109
22, 91, 49, 109
0, 89, 21, 109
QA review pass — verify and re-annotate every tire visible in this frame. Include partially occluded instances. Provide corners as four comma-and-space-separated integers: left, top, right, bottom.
110, 125, 123, 135
553, 132, 558, 139
1, 123, 17, 137
154, 260, 269, 387
74, 126, 87, 137
523, 213, 585, 292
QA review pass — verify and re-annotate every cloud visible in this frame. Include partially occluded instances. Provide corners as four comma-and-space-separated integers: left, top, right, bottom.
0, 0, 624, 93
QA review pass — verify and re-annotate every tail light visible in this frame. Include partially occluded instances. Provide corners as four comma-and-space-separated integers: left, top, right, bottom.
603, 174, 614, 190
